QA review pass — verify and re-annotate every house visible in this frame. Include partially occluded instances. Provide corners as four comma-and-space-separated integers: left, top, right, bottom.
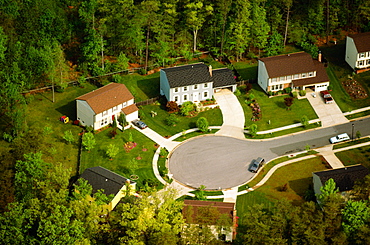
76, 83, 138, 130
160, 63, 237, 105
345, 32, 370, 71
182, 200, 237, 242
78, 166, 136, 210
257, 52, 330, 93
312, 164, 369, 196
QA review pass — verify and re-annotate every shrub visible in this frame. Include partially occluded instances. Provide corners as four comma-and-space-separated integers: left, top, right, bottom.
299, 90, 306, 96
248, 93, 255, 101
268, 91, 273, 96
284, 87, 292, 94
245, 83, 253, 93
249, 124, 258, 137
284, 97, 294, 109
165, 114, 179, 126
166, 101, 179, 113
292, 91, 298, 98
196, 117, 209, 133
180, 101, 195, 116
85, 126, 94, 133
139, 110, 145, 120
301, 115, 309, 128
118, 113, 128, 127
63, 130, 75, 144
160, 147, 168, 157
106, 144, 119, 159
234, 88, 241, 96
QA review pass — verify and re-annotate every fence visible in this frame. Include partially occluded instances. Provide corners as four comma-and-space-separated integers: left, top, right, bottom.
136, 97, 160, 106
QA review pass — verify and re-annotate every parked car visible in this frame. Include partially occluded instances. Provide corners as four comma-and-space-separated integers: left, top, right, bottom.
320, 90, 333, 104
329, 133, 350, 144
132, 120, 148, 129
249, 157, 265, 173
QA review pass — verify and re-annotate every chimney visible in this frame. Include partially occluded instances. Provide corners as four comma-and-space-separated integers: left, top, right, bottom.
318, 51, 322, 62
209, 65, 213, 77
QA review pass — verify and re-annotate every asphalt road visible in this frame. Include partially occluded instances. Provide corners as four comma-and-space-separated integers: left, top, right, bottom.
168, 117, 370, 190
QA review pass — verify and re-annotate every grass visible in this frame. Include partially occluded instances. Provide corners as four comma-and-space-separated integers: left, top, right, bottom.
140, 104, 223, 137
335, 145, 370, 168
249, 122, 321, 139
189, 190, 224, 196
333, 138, 370, 150
173, 129, 219, 142
80, 128, 164, 189
232, 61, 258, 80
346, 110, 370, 119
255, 156, 328, 205
237, 84, 318, 131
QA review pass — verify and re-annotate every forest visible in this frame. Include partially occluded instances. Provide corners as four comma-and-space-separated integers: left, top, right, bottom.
1, 0, 370, 244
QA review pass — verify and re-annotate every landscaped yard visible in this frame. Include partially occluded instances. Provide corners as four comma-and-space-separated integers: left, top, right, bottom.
237, 84, 318, 131
80, 128, 163, 189
335, 145, 370, 168
139, 104, 223, 137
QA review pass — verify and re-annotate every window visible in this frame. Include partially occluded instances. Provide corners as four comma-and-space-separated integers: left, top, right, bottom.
204, 91, 208, 98
279, 76, 285, 82
174, 96, 179, 102
366, 60, 370, 65
194, 84, 198, 89
102, 110, 108, 116
271, 78, 277, 83
204, 83, 208, 88
294, 74, 299, 79
105, 118, 108, 124
112, 106, 118, 112
287, 75, 292, 80
360, 53, 365, 58
174, 88, 179, 93
122, 102, 127, 107
309, 72, 314, 77
183, 86, 188, 92
301, 73, 307, 78
358, 60, 364, 66
271, 84, 283, 91
183, 94, 188, 101
101, 119, 104, 126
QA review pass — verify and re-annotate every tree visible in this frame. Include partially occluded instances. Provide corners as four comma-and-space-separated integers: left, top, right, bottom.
196, 117, 209, 133
166, 114, 179, 126
118, 113, 128, 127
249, 124, 258, 137
356, 130, 361, 139
265, 31, 284, 56
316, 178, 339, 205
301, 115, 309, 128
250, 0, 270, 57
82, 132, 96, 152
194, 185, 207, 201
63, 130, 75, 144
342, 200, 369, 238
106, 144, 119, 160
284, 96, 294, 110
180, 101, 195, 116
166, 101, 180, 113
130, 158, 139, 175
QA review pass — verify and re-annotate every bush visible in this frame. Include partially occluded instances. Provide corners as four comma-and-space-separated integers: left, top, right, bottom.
245, 83, 253, 93
299, 90, 306, 96
234, 88, 241, 96
268, 91, 273, 96
292, 91, 298, 98
196, 117, 209, 133
284, 87, 292, 94
180, 101, 195, 116
160, 147, 168, 157
165, 114, 179, 126
166, 101, 179, 113
139, 110, 145, 120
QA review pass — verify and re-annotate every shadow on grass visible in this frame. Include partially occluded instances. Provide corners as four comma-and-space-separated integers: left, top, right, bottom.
137, 75, 160, 99
56, 100, 77, 120
288, 177, 312, 197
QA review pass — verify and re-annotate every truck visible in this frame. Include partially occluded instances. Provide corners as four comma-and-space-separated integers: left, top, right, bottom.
320, 90, 333, 104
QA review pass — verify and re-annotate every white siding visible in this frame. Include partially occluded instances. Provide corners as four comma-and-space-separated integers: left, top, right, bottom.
345, 36, 359, 70
258, 60, 269, 92
76, 100, 95, 128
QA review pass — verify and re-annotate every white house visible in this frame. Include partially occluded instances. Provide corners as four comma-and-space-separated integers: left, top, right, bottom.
182, 200, 237, 242
78, 166, 136, 210
345, 32, 370, 71
160, 63, 237, 105
258, 52, 330, 93
312, 164, 369, 198
76, 83, 139, 130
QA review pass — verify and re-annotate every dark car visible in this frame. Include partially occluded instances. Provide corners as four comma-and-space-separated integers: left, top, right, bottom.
249, 157, 265, 173
133, 120, 148, 129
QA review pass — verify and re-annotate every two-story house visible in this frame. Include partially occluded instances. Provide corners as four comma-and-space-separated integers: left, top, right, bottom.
76, 83, 139, 130
258, 52, 329, 93
345, 32, 370, 71
78, 166, 136, 210
160, 63, 237, 105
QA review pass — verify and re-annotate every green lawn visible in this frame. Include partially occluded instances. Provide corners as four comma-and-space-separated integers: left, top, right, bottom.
140, 105, 223, 137
335, 145, 370, 168
80, 128, 163, 189
238, 85, 318, 131
173, 129, 219, 142
232, 61, 258, 80
333, 138, 370, 150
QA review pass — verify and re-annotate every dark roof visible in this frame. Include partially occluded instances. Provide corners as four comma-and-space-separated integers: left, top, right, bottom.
348, 32, 370, 53
78, 166, 135, 196
182, 200, 235, 224
313, 165, 369, 192
259, 52, 316, 78
212, 68, 236, 88
292, 60, 329, 86
76, 83, 134, 114
161, 63, 236, 88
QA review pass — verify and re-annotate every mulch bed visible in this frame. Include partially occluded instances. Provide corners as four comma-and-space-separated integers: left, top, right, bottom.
342, 79, 368, 100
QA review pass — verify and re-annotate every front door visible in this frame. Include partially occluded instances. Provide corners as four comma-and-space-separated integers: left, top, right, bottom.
193, 92, 199, 102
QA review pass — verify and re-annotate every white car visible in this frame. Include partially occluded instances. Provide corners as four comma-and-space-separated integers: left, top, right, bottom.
329, 133, 350, 144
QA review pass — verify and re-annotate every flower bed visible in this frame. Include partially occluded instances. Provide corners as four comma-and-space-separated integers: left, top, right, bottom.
342, 79, 368, 100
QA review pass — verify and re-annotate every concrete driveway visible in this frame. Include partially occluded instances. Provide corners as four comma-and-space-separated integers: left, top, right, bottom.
305, 91, 348, 127
213, 89, 245, 139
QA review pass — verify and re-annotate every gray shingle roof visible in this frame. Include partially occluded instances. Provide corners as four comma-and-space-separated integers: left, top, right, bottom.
161, 63, 236, 88
348, 32, 370, 53
78, 166, 135, 196
313, 164, 369, 192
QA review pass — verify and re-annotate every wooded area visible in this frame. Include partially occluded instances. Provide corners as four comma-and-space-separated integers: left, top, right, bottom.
1, 0, 370, 244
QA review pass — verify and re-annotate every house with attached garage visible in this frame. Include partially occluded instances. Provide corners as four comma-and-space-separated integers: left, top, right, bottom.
312, 164, 369, 199
77, 166, 136, 210
345, 32, 370, 71
258, 52, 330, 94
76, 83, 139, 130
160, 63, 237, 105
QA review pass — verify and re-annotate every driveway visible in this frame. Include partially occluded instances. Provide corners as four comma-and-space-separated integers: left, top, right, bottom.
213, 89, 245, 139
305, 91, 348, 127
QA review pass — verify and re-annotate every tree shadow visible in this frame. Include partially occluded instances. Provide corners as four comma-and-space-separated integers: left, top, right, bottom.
137, 75, 160, 99
56, 100, 77, 121
289, 177, 312, 197
275, 101, 286, 109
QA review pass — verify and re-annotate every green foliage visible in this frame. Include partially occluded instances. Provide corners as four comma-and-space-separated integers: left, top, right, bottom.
234, 88, 241, 96
166, 101, 180, 113
196, 117, 209, 133
299, 90, 307, 96
63, 130, 75, 144
194, 185, 207, 201
301, 115, 309, 128
249, 124, 258, 137
159, 147, 168, 157
292, 91, 298, 98
82, 132, 96, 152
180, 101, 195, 116
342, 200, 369, 237
118, 113, 128, 127
165, 114, 180, 126
43, 126, 53, 136
106, 144, 119, 160
284, 97, 294, 109
316, 178, 339, 205
128, 132, 134, 142
356, 131, 361, 139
